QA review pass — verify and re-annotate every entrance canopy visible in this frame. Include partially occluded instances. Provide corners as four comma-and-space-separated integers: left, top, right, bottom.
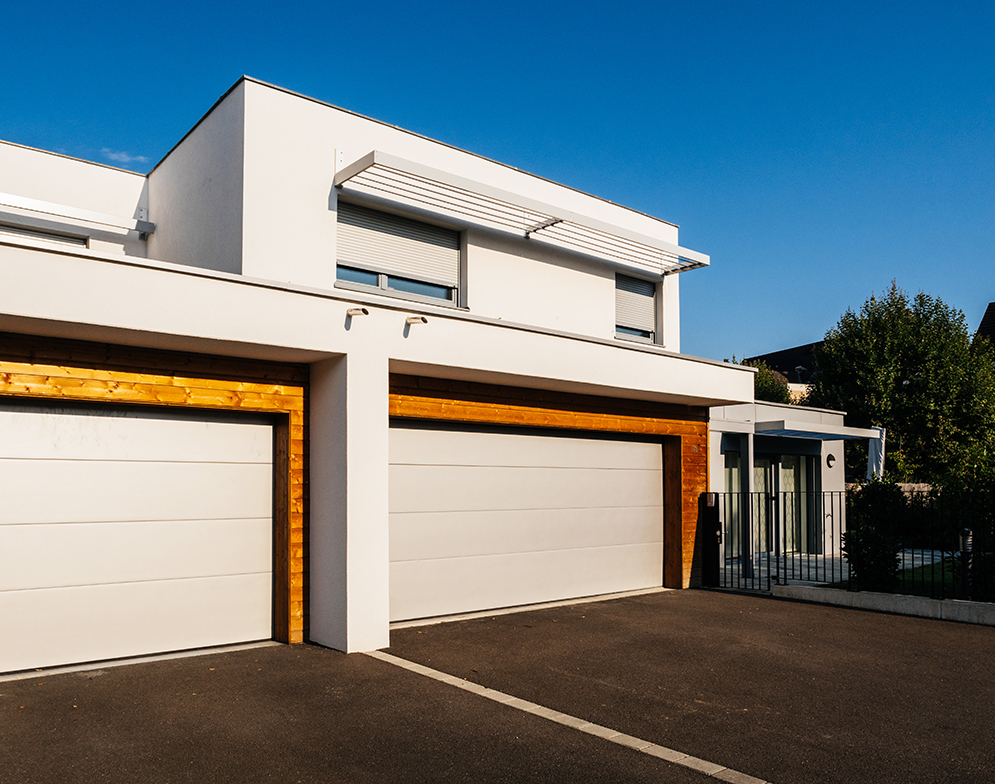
754, 420, 880, 441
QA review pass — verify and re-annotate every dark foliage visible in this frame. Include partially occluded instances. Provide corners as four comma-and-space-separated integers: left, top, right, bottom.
843, 481, 904, 592
807, 282, 995, 486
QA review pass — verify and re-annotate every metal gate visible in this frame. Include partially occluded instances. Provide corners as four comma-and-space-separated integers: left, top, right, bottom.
701, 491, 849, 591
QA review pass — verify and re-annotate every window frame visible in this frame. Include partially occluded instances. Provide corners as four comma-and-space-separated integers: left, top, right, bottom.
335, 265, 461, 308
334, 201, 463, 308
614, 272, 658, 345
0, 221, 90, 249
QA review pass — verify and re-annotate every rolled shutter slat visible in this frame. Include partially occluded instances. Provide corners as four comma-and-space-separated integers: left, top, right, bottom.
615, 274, 656, 332
337, 202, 460, 287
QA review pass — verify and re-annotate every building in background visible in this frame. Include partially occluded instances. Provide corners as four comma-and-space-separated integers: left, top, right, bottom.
746, 343, 820, 402
977, 302, 995, 345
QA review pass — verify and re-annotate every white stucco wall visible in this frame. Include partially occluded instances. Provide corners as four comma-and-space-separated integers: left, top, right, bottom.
465, 230, 616, 337
241, 84, 339, 288
821, 441, 846, 492
661, 274, 680, 352
146, 83, 245, 275
141, 79, 690, 348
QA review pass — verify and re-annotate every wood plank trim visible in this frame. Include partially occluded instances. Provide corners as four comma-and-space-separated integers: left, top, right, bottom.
390, 394, 701, 437
0, 359, 306, 645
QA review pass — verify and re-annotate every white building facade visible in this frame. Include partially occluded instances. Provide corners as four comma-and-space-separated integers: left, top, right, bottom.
0, 78, 754, 673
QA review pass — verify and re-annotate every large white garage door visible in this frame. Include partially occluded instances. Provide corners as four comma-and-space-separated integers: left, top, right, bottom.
0, 406, 273, 673
389, 426, 664, 622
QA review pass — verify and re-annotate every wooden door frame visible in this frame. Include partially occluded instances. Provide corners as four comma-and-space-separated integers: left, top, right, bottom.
0, 359, 305, 643
389, 374, 708, 589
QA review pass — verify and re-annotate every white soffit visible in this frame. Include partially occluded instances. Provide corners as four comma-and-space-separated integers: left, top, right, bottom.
755, 421, 881, 441
334, 151, 708, 277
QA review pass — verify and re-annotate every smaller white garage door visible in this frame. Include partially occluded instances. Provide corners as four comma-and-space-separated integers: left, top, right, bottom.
390, 426, 664, 621
0, 406, 273, 673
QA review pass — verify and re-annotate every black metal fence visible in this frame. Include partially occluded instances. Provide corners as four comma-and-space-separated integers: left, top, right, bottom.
702, 491, 848, 591
701, 488, 995, 602
845, 486, 994, 601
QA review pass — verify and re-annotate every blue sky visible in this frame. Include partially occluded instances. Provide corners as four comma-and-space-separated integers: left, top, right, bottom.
2, 1, 992, 360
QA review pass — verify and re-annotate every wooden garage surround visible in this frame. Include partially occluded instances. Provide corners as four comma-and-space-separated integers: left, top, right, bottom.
0, 356, 306, 644
389, 374, 709, 589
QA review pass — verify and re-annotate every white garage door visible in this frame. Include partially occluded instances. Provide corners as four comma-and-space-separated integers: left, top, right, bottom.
0, 406, 273, 673
389, 426, 664, 622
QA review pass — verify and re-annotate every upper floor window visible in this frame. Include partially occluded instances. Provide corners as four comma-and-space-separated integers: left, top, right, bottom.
0, 222, 88, 249
615, 273, 656, 343
336, 202, 460, 305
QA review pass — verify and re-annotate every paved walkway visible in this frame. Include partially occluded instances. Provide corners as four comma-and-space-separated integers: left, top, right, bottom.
719, 548, 950, 589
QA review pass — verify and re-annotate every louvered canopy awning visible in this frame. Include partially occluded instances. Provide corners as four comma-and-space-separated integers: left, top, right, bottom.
334, 151, 708, 277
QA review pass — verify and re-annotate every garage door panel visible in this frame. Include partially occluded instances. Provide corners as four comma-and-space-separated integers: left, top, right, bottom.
1, 406, 275, 673
0, 573, 271, 673
389, 426, 665, 621
390, 464, 662, 514
0, 518, 272, 591
391, 506, 662, 562
0, 461, 272, 524
390, 543, 662, 621
391, 427, 662, 470
0, 411, 272, 463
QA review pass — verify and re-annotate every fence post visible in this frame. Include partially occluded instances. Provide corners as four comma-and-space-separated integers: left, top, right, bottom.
960, 528, 973, 601
742, 490, 754, 580
701, 493, 721, 587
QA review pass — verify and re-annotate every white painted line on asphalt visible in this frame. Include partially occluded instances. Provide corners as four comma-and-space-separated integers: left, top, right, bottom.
0, 641, 281, 682
389, 587, 672, 630
366, 650, 771, 784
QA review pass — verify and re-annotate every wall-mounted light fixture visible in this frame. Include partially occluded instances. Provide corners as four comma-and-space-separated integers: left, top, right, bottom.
827, 453, 836, 468
346, 307, 369, 317
405, 316, 428, 325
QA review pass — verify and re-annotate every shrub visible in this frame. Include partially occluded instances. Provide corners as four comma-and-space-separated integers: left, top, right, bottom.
844, 481, 906, 592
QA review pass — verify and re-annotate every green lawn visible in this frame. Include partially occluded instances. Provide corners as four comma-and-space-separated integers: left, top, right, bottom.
825, 558, 964, 599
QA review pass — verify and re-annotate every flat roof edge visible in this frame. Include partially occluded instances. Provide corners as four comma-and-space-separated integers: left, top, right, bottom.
0, 139, 148, 178
151, 75, 681, 231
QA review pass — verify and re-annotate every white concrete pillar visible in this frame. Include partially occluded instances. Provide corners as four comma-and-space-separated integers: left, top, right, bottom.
741, 432, 756, 578
309, 351, 390, 653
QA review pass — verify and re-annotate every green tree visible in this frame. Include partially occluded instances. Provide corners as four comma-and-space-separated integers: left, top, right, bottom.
749, 361, 793, 404
727, 357, 793, 404
807, 282, 995, 486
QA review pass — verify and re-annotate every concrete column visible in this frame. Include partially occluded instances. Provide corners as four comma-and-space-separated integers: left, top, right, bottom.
740, 432, 756, 578
309, 351, 390, 653
741, 432, 755, 495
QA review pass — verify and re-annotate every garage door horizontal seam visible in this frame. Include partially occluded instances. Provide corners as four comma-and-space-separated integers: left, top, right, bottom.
390, 541, 664, 564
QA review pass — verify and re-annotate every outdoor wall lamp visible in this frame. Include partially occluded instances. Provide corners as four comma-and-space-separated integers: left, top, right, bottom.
405, 316, 428, 325
827, 454, 836, 468
346, 307, 369, 317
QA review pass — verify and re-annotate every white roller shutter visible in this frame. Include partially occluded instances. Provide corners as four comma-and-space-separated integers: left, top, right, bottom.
615, 273, 657, 334
389, 426, 664, 622
0, 407, 273, 673
337, 202, 460, 287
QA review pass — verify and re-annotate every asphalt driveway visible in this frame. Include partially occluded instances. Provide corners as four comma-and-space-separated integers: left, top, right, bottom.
388, 590, 995, 784
0, 637, 717, 784
2, 589, 993, 783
